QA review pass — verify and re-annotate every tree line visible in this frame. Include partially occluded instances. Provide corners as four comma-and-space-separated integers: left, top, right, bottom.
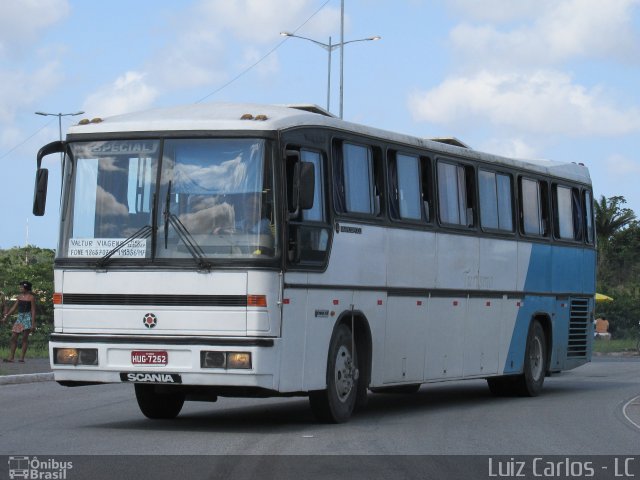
0, 195, 638, 339
594, 196, 639, 338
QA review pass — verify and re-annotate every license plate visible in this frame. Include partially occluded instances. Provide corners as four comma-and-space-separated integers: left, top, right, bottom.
131, 350, 168, 365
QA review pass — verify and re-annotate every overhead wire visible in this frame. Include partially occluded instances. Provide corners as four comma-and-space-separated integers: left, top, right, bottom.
195, 0, 332, 103
1, 0, 333, 159
0, 119, 54, 161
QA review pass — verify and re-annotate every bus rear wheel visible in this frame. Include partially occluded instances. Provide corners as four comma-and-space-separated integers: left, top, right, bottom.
487, 320, 547, 397
134, 384, 185, 419
309, 324, 359, 423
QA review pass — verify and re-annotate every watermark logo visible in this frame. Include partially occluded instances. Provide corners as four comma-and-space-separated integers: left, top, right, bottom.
8, 456, 73, 479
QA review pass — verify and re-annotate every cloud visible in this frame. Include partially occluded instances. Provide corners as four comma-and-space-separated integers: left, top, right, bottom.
604, 154, 640, 176
449, 0, 640, 66
479, 137, 539, 160
194, 0, 339, 43
151, 29, 228, 91
0, 0, 70, 58
82, 72, 159, 118
0, 2, 67, 141
156, 0, 339, 89
446, 0, 554, 23
0, 62, 62, 124
240, 47, 280, 78
80, 0, 339, 115
408, 70, 640, 136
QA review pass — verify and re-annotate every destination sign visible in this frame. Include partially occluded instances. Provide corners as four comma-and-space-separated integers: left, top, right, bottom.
89, 141, 158, 155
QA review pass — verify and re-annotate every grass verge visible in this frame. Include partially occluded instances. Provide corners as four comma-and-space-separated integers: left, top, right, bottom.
0, 345, 49, 360
592, 338, 638, 354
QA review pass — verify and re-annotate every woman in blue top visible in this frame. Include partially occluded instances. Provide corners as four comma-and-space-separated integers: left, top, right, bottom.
2, 281, 37, 363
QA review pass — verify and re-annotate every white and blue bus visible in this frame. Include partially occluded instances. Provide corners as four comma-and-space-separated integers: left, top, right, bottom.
33, 103, 596, 423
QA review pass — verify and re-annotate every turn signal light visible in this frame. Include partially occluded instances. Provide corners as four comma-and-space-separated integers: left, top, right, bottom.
247, 295, 267, 307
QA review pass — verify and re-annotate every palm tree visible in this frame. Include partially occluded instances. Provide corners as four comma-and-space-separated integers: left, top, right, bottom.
594, 195, 636, 245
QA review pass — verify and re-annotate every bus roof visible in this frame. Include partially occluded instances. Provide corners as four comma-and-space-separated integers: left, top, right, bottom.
69, 102, 591, 184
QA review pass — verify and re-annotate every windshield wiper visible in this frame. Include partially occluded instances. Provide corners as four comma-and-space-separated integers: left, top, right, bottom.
162, 182, 211, 270
95, 225, 154, 269
165, 214, 212, 270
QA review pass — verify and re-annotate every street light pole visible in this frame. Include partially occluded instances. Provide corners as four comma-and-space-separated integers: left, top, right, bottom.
35, 110, 85, 143
35, 110, 84, 166
280, 32, 380, 117
327, 36, 332, 112
340, 0, 344, 119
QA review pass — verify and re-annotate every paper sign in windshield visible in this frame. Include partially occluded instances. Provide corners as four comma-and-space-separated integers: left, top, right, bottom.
68, 238, 147, 258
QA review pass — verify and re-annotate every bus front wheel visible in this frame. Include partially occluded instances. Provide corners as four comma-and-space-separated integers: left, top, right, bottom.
309, 324, 359, 423
134, 384, 185, 419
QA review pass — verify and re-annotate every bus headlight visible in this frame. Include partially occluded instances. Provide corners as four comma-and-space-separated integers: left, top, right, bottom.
200, 351, 252, 369
78, 349, 98, 365
54, 348, 98, 366
55, 348, 78, 365
201, 351, 226, 369
227, 352, 252, 369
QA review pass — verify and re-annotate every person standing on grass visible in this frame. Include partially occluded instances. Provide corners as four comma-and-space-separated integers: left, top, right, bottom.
2, 281, 37, 363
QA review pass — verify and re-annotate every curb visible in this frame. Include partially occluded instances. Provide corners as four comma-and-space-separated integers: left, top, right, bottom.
0, 373, 54, 385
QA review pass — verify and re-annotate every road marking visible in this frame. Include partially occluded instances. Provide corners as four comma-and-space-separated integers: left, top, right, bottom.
622, 394, 640, 430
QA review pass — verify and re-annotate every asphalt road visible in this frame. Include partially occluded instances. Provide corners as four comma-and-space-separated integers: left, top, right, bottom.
1, 358, 638, 479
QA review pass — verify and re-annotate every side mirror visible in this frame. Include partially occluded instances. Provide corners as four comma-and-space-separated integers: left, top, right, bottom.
286, 149, 316, 219
290, 161, 315, 219
37, 140, 65, 169
33, 168, 49, 216
33, 140, 65, 216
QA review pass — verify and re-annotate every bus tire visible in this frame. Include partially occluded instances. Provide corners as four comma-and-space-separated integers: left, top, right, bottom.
487, 320, 547, 397
134, 384, 185, 419
514, 320, 547, 396
309, 324, 358, 423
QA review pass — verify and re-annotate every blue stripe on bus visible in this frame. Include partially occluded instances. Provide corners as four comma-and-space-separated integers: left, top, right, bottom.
502, 244, 595, 375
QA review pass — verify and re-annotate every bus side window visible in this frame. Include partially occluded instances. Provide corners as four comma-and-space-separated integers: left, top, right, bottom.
479, 169, 514, 232
553, 184, 582, 241
388, 152, 432, 223
301, 149, 325, 222
520, 177, 550, 237
389, 152, 422, 221
421, 157, 433, 223
583, 190, 595, 244
334, 141, 383, 217
437, 160, 476, 227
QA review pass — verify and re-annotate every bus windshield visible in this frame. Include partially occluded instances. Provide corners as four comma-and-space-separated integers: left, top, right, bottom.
59, 138, 277, 261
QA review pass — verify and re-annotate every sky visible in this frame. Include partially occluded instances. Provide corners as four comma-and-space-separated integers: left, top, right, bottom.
1, 0, 640, 249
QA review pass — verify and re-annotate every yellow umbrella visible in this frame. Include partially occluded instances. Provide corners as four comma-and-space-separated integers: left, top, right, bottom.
595, 293, 614, 302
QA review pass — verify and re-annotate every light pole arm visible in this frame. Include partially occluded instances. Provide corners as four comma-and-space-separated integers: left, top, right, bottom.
280, 32, 331, 51
328, 36, 381, 51
281, 29, 381, 118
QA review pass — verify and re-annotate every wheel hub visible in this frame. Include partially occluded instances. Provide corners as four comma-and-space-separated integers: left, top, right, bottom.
530, 337, 543, 381
334, 345, 354, 402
